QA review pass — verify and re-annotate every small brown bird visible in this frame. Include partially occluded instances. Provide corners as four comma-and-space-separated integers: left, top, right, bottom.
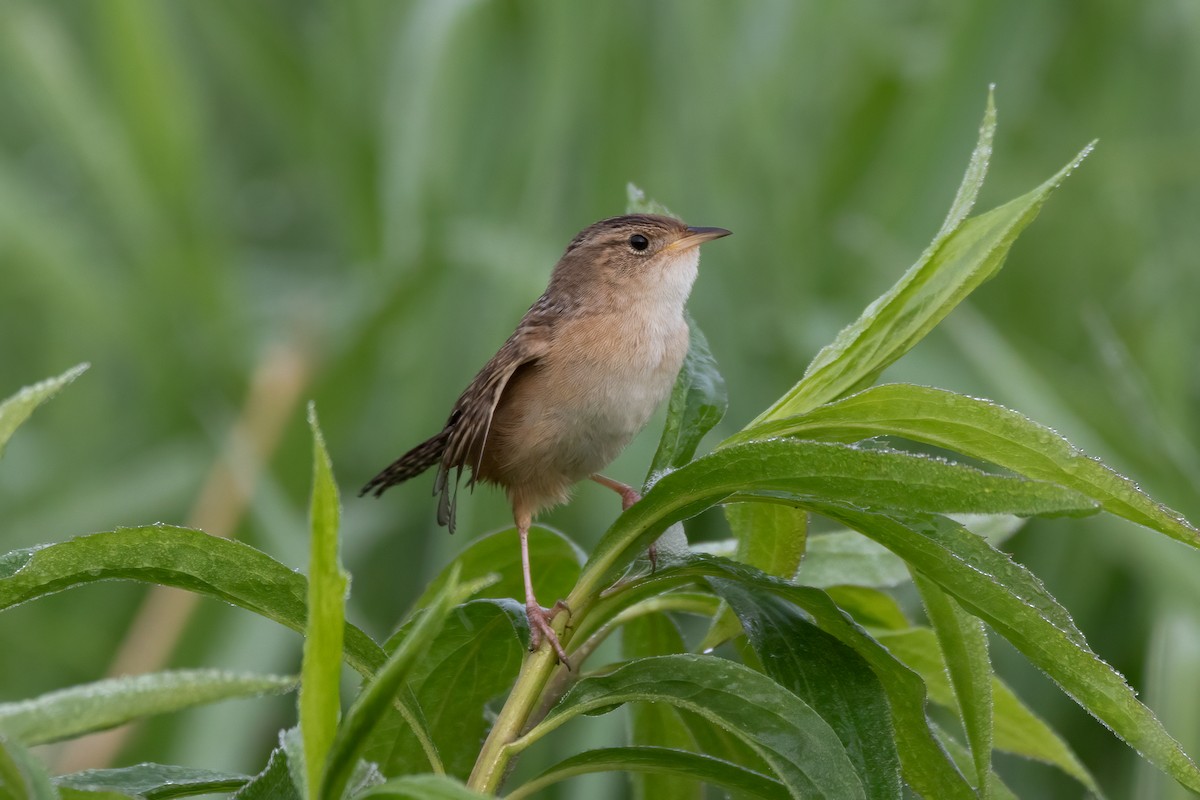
362, 214, 730, 662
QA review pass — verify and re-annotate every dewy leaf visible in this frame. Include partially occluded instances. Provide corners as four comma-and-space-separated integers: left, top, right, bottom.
0, 670, 294, 746
232, 744, 300, 800
731, 383, 1200, 549
300, 404, 348, 800
0, 363, 88, 457
575, 438, 1097, 598
877, 627, 1101, 795
820, 505, 1200, 794
623, 556, 976, 798
745, 137, 1094, 425
645, 318, 727, 482
0, 528, 442, 773
937, 87, 997, 240
54, 765, 250, 799
912, 573, 993, 798
320, 567, 482, 800
507, 747, 784, 800
712, 580, 902, 800
526, 654, 868, 799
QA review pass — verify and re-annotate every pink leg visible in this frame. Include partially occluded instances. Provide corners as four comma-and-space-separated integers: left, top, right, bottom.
517, 510, 570, 665
591, 474, 657, 572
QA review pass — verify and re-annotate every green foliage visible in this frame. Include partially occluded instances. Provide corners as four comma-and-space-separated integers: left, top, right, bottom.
2, 97, 1198, 800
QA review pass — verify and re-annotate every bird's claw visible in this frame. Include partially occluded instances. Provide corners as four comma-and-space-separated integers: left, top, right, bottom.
526, 600, 571, 668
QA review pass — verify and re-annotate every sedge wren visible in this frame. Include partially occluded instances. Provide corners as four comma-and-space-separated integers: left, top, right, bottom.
361, 214, 730, 662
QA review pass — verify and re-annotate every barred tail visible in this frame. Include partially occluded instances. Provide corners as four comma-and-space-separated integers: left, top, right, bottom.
360, 430, 450, 498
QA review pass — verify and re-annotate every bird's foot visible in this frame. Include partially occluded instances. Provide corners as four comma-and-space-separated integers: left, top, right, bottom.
526, 599, 571, 667
618, 486, 641, 512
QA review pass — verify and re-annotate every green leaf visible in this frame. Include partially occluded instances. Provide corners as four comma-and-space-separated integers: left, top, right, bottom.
937, 87, 997, 240
321, 567, 482, 800
232, 744, 300, 800
407, 526, 583, 620
912, 574, 993, 797
373, 600, 525, 780
824, 587, 910, 631
300, 404, 348, 800
745, 136, 1093, 424
621, 614, 699, 800
820, 505, 1200, 794
933, 725, 1019, 800
876, 627, 1100, 795
54, 765, 249, 799
618, 556, 974, 798
527, 654, 868, 799
0, 528, 441, 773
730, 383, 1200, 549
645, 318, 727, 481
355, 775, 488, 800
507, 747, 785, 800
0, 735, 57, 800
574, 438, 1097, 599
0, 670, 293, 746
0, 363, 88, 457
712, 579, 901, 800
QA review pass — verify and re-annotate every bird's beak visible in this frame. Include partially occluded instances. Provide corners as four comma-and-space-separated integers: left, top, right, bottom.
668, 226, 732, 251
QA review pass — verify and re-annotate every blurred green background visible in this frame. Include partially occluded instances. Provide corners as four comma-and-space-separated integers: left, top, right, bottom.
1, 1, 1197, 797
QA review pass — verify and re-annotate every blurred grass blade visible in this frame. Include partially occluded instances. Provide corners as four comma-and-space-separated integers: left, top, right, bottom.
631, 556, 974, 798
371, 600, 526, 780
0, 735, 57, 800
320, 567, 487, 800
0, 528, 442, 773
912, 573, 993, 798
713, 580, 902, 799
0, 364, 88, 456
524, 654, 867, 799
574, 438, 1097, 598
355, 774, 488, 799
0, 670, 293, 746
55, 765, 249, 799
745, 138, 1094, 425
819, 505, 1200, 794
300, 404, 348, 800
878, 627, 1102, 795
730, 383, 1200, 548
507, 747, 784, 800
645, 318, 727, 482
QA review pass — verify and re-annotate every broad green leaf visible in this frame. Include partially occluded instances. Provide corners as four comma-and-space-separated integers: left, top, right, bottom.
912, 573, 993, 798
713, 580, 901, 800
572, 438, 1097, 601
0, 735, 56, 800
730, 383, 1200, 549
507, 747, 784, 800
0, 529, 440, 773
232, 745, 299, 800
321, 567, 483, 800
57, 789, 140, 800
645, 318, 727, 481
55, 765, 248, 799
527, 654, 868, 799
0, 363, 88, 457
746, 139, 1093, 425
878, 627, 1101, 795
408, 526, 583, 618
615, 556, 974, 798
355, 775, 488, 800
374, 600, 525, 780
300, 405, 348, 800
819, 505, 1200, 794
621, 614, 699, 800
0, 670, 293, 746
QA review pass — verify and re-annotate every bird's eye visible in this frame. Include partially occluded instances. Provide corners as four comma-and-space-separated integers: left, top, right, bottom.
629, 234, 650, 251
